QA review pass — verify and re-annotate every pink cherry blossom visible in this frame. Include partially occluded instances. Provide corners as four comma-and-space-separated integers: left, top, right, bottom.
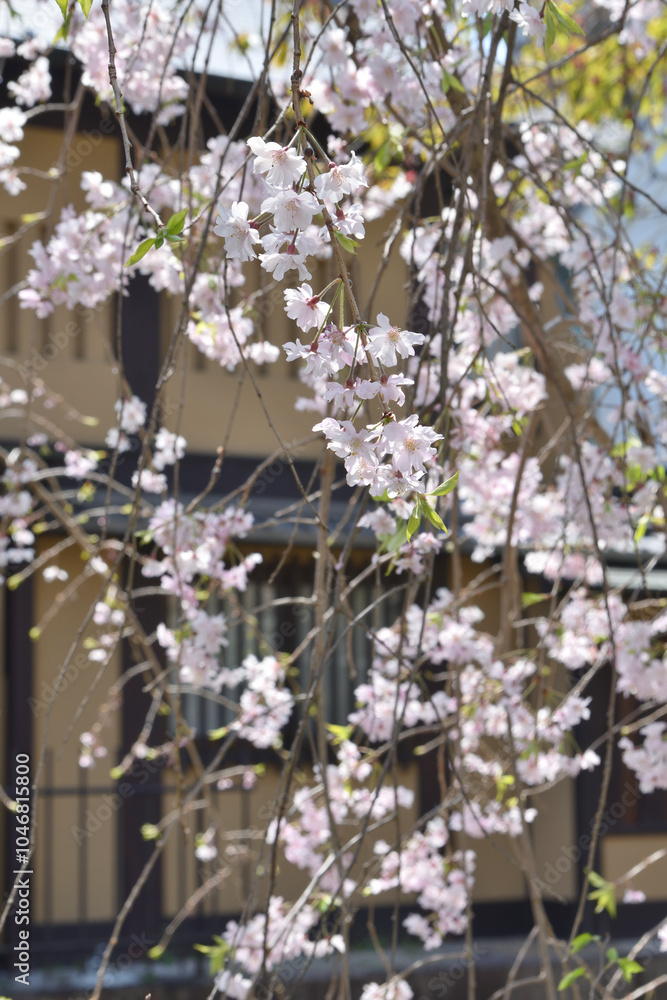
284, 284, 330, 331
367, 313, 425, 367
214, 201, 262, 261
314, 152, 368, 203
247, 137, 306, 187
261, 189, 320, 233
381, 414, 442, 475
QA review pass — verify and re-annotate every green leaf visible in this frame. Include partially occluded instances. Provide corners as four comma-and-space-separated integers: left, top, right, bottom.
570, 933, 597, 954
208, 726, 229, 741
325, 723, 354, 745
333, 230, 360, 254
429, 471, 459, 497
193, 938, 229, 975
166, 209, 187, 235
606, 947, 619, 962
53, 11, 72, 41
557, 968, 586, 990
421, 500, 447, 533
480, 12, 494, 36
134, 528, 154, 543
550, 3, 584, 35
495, 773, 515, 801
77, 0, 93, 15
21, 212, 46, 225
54, 0, 68, 16
545, 4, 557, 52
377, 520, 411, 573
587, 871, 617, 917
316, 893, 334, 914
588, 886, 617, 918
125, 237, 155, 267
406, 503, 422, 541
374, 141, 393, 174
382, 523, 409, 555
154, 234, 164, 249
563, 152, 588, 172
617, 958, 643, 982
441, 69, 465, 94
521, 592, 546, 608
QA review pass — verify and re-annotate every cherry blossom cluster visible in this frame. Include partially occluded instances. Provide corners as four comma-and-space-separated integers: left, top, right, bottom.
17, 187, 137, 317
16, 151, 283, 373
0, 446, 38, 581
232, 654, 295, 749
0, 105, 29, 195
367, 818, 475, 949
213, 136, 366, 270
70, 0, 198, 122
147, 500, 260, 673
360, 981, 414, 1000
213, 134, 448, 499
218, 895, 344, 999
267, 744, 414, 896
347, 586, 607, 823
79, 597, 128, 680
537, 589, 667, 792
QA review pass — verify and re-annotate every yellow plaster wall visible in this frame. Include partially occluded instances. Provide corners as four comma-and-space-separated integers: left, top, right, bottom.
458, 831, 526, 902
0, 126, 118, 445
446, 783, 578, 905
530, 779, 578, 902
602, 835, 667, 901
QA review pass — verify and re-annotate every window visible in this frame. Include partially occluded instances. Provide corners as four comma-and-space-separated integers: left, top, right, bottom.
173, 549, 405, 737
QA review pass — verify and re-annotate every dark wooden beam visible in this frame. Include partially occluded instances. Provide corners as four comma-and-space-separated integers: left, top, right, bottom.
119, 589, 166, 948
3, 578, 34, 965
